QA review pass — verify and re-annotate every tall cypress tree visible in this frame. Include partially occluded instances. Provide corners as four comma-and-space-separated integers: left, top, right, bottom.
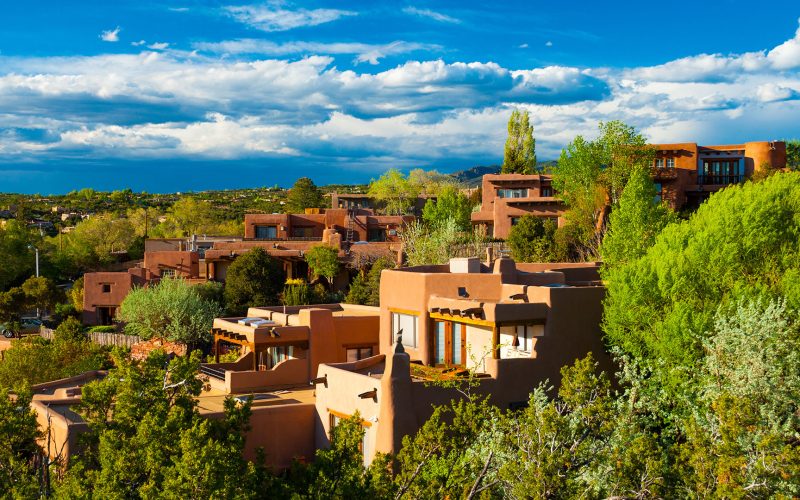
502, 110, 536, 174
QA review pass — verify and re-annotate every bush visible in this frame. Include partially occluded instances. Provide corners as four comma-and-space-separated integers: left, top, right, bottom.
118, 278, 222, 345
88, 325, 116, 334
54, 317, 88, 343
507, 215, 560, 263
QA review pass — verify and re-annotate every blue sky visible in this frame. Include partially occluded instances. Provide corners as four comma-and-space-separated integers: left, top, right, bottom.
1, 1, 800, 193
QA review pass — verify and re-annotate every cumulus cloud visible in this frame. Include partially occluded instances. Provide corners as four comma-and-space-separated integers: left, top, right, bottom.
224, 3, 356, 32
147, 42, 170, 50
193, 39, 440, 64
3, 17, 800, 168
402, 6, 460, 24
100, 26, 121, 42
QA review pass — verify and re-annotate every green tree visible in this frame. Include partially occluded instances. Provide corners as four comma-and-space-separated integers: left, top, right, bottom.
56, 351, 277, 498
223, 248, 286, 315
0, 389, 42, 498
118, 278, 222, 345
502, 109, 536, 174
506, 215, 560, 263
600, 166, 675, 271
286, 177, 324, 213
169, 197, 216, 236
603, 172, 800, 415
421, 185, 474, 231
786, 138, 800, 171
70, 276, 84, 313
346, 256, 394, 306
290, 415, 394, 498
0, 335, 108, 389
61, 215, 137, 270
305, 244, 340, 288
21, 276, 62, 316
401, 218, 488, 267
368, 169, 420, 215
0, 220, 37, 291
553, 121, 655, 258
408, 169, 454, 196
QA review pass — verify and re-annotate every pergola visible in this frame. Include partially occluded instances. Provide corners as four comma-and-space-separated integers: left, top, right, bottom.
211, 318, 310, 371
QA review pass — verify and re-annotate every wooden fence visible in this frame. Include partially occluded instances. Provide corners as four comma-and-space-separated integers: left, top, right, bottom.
41, 327, 141, 348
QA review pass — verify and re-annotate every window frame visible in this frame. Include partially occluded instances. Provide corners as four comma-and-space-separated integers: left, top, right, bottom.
390, 311, 418, 349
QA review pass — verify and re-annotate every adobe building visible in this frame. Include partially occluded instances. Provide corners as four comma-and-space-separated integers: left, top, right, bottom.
243, 210, 411, 243
652, 141, 786, 210
472, 141, 787, 239
471, 174, 564, 239
314, 257, 613, 464
83, 250, 200, 325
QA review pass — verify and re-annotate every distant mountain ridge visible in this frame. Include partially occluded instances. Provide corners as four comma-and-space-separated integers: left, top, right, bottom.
450, 161, 557, 187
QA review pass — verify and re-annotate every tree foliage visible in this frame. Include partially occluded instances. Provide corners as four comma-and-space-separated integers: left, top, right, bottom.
400, 218, 488, 267
0, 388, 43, 498
0, 220, 38, 291
421, 185, 474, 231
56, 351, 278, 498
223, 248, 286, 315
345, 256, 394, 306
286, 177, 324, 213
305, 244, 340, 287
600, 166, 675, 271
502, 109, 536, 174
786, 138, 800, 171
553, 121, 655, 258
368, 169, 421, 216
507, 215, 561, 263
118, 278, 222, 345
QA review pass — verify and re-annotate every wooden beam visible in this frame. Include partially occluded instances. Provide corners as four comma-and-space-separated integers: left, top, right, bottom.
429, 311, 494, 328
492, 325, 500, 360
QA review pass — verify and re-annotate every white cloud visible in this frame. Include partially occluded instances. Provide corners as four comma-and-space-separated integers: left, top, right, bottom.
518, 43, 528, 49
4, 18, 800, 166
193, 39, 440, 64
131, 40, 146, 47
402, 6, 460, 24
756, 83, 800, 102
545, 41, 553, 47
767, 17, 800, 70
100, 26, 121, 42
147, 42, 170, 50
224, 3, 356, 32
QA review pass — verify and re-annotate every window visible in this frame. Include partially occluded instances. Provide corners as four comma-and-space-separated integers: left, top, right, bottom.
292, 227, 315, 238
655, 158, 664, 168
510, 217, 520, 226
391, 312, 418, 348
540, 186, 553, 197
497, 188, 528, 198
666, 158, 675, 168
101, 283, 111, 293
268, 345, 294, 368
367, 228, 386, 242
255, 225, 278, 239
654, 182, 663, 203
161, 268, 176, 278
346, 346, 374, 362
515, 324, 544, 353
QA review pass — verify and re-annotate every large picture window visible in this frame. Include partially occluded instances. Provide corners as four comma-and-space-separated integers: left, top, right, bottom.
391, 312, 418, 348
433, 320, 466, 366
255, 225, 277, 239
497, 188, 528, 198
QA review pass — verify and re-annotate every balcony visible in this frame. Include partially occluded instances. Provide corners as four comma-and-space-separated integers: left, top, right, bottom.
651, 167, 678, 180
697, 174, 743, 185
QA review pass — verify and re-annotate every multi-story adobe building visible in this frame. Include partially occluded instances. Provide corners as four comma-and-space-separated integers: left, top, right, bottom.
83, 250, 201, 325
472, 141, 787, 239
314, 257, 613, 464
652, 141, 786, 210
471, 174, 563, 239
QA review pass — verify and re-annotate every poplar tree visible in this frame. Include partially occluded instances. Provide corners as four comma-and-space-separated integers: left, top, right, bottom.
502, 110, 536, 174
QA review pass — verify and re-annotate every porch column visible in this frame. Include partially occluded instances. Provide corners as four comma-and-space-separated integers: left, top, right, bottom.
492, 325, 500, 360
214, 335, 220, 363
251, 343, 258, 371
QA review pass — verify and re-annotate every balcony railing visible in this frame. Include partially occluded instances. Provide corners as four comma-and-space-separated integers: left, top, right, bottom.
651, 167, 678, 180
697, 174, 743, 185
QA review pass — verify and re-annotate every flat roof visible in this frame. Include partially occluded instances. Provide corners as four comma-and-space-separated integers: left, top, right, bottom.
196, 385, 316, 414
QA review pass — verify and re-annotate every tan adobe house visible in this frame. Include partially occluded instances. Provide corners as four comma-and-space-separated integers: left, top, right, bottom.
652, 141, 786, 210
314, 257, 613, 463
471, 174, 563, 239
329, 193, 433, 216
83, 251, 201, 326
472, 141, 787, 239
